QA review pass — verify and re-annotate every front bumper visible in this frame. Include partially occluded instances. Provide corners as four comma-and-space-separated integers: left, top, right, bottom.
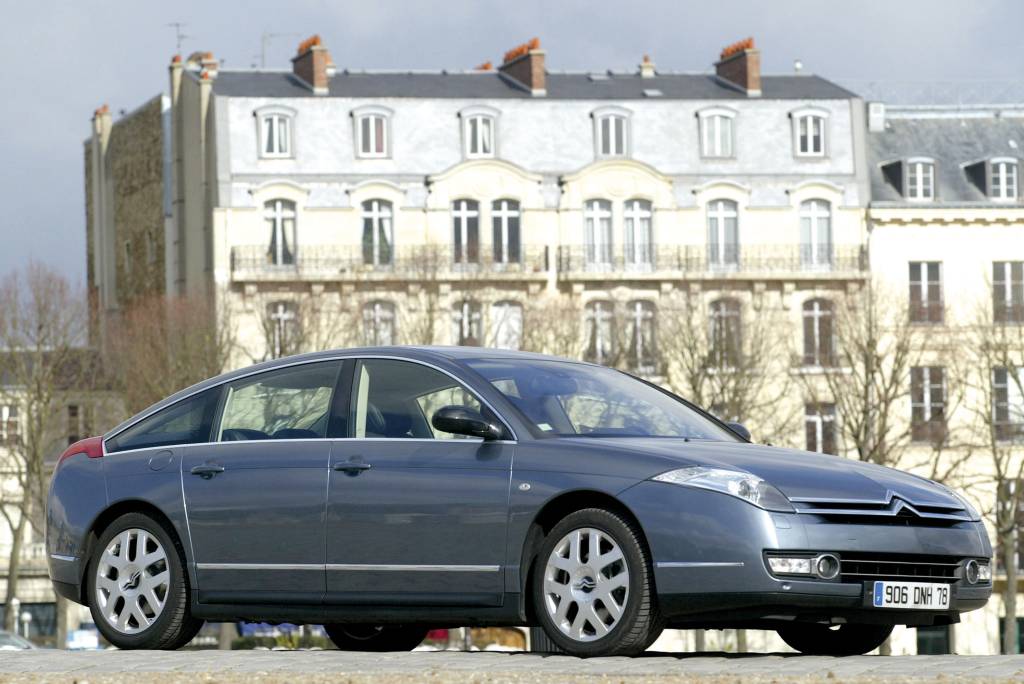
618, 481, 993, 626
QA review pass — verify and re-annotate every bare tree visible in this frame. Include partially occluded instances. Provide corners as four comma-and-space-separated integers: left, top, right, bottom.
658, 292, 799, 446
963, 300, 1024, 654
520, 295, 584, 359
0, 263, 89, 634
107, 293, 235, 414
801, 282, 917, 467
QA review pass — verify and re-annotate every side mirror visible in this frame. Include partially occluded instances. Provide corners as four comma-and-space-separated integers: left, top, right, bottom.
432, 406, 502, 441
726, 422, 751, 441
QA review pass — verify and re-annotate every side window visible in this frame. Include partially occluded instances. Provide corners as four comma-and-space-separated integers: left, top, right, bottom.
218, 361, 341, 441
351, 359, 494, 440
107, 389, 219, 453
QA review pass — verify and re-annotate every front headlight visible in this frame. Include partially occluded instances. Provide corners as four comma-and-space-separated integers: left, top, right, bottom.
652, 466, 795, 513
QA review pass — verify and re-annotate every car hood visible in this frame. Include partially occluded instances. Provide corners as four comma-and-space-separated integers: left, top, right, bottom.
601, 438, 962, 509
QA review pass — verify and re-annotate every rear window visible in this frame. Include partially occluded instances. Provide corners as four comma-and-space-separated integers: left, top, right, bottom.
106, 388, 220, 453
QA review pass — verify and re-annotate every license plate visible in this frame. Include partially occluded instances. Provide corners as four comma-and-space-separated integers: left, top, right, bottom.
872, 581, 950, 609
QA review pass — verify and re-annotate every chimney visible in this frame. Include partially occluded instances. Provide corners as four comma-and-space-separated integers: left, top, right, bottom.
292, 34, 334, 95
499, 38, 546, 96
639, 54, 655, 79
200, 51, 218, 79
715, 37, 761, 96
868, 102, 886, 132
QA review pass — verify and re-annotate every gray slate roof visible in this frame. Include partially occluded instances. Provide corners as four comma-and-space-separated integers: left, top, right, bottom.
868, 117, 1024, 204
210, 70, 856, 100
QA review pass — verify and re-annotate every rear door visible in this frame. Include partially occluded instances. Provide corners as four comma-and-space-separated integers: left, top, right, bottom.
181, 360, 341, 605
325, 358, 514, 606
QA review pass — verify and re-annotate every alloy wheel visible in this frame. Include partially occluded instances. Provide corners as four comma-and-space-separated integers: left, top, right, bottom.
542, 527, 629, 642
94, 528, 170, 634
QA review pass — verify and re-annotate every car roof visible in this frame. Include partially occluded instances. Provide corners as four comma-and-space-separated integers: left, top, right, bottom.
104, 346, 595, 439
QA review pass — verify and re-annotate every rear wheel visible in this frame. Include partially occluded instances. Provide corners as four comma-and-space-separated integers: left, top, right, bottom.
323, 624, 428, 651
87, 512, 202, 649
777, 623, 893, 656
531, 508, 662, 657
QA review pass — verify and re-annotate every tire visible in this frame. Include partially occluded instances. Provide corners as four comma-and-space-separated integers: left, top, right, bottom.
777, 623, 894, 656
323, 624, 428, 651
531, 508, 662, 657
87, 512, 202, 650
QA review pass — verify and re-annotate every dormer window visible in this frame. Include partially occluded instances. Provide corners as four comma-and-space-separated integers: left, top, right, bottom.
993, 159, 1019, 201
790, 108, 828, 158
459, 106, 498, 159
907, 159, 935, 201
965, 158, 1020, 202
697, 107, 736, 158
255, 106, 296, 159
353, 106, 392, 159
593, 107, 631, 158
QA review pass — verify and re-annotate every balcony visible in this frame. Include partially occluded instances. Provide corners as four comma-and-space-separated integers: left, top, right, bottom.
230, 244, 551, 283
230, 243, 868, 284
556, 244, 867, 281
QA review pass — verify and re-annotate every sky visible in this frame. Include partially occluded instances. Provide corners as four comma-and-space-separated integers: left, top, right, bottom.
1, 0, 1022, 287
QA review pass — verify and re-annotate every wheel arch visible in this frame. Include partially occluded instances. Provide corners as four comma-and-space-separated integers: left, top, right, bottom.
517, 489, 651, 623
78, 499, 188, 604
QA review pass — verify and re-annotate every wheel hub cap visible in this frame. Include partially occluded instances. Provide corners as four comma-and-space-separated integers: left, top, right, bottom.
543, 527, 629, 643
94, 528, 170, 635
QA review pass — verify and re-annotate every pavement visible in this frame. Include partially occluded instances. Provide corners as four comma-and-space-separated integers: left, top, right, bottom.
2, 651, 1024, 684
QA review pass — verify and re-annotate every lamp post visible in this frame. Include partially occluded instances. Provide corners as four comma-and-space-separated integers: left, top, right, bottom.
8, 597, 19, 634
20, 610, 31, 639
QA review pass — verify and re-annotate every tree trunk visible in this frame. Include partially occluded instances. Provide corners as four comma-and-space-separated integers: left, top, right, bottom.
694, 629, 705, 653
3, 514, 27, 632
735, 628, 747, 653
55, 595, 69, 650
218, 622, 234, 650
879, 637, 892, 655
1003, 525, 1019, 655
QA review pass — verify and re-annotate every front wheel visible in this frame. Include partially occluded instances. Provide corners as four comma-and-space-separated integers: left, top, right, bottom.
323, 624, 428, 651
777, 623, 893, 655
531, 508, 663, 657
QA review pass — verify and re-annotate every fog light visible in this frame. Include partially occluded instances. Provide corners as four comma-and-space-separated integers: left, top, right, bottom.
768, 557, 814, 575
965, 560, 980, 584
978, 563, 992, 583
815, 554, 841, 580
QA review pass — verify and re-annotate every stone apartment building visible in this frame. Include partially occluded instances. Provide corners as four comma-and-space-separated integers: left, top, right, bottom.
82, 36, 1024, 654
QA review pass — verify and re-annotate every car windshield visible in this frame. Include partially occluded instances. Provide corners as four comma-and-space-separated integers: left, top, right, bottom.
464, 358, 737, 441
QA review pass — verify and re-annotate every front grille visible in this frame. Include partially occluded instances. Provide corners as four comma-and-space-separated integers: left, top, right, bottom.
839, 553, 961, 583
792, 496, 971, 527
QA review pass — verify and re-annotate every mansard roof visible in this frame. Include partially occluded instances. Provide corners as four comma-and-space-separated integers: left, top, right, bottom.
209, 69, 856, 101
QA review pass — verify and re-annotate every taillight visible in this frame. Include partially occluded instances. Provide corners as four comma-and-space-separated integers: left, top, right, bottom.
55, 436, 104, 473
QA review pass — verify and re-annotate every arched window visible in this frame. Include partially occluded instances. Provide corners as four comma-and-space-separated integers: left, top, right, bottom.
791, 109, 828, 157
584, 300, 616, 365
709, 299, 742, 368
626, 301, 656, 373
593, 111, 629, 158
624, 199, 653, 270
802, 298, 835, 367
584, 199, 613, 270
697, 108, 736, 158
361, 199, 393, 266
464, 114, 495, 158
453, 300, 482, 346
706, 199, 738, 269
491, 199, 521, 264
362, 301, 396, 346
491, 301, 523, 350
353, 107, 392, 158
258, 111, 292, 158
800, 199, 832, 269
263, 199, 296, 266
451, 200, 480, 265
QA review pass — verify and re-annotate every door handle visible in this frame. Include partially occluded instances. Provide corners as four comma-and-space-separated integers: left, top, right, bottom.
190, 464, 225, 479
333, 462, 372, 474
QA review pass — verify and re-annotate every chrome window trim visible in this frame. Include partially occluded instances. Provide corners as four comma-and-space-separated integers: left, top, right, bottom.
104, 353, 519, 452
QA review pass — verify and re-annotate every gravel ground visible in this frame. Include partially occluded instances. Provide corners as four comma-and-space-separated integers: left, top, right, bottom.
1, 650, 1024, 684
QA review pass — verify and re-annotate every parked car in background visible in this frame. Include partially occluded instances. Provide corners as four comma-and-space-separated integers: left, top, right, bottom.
47, 347, 991, 657
0, 631, 36, 650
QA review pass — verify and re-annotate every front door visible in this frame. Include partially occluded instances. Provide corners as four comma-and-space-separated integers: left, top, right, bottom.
182, 360, 342, 604
326, 358, 513, 606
